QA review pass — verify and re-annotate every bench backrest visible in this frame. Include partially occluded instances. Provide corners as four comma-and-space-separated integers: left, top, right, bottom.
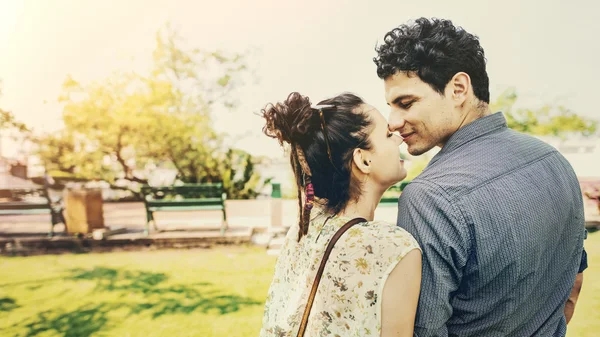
0, 188, 55, 216
386, 181, 410, 193
0, 202, 51, 211
141, 183, 225, 203
0, 187, 47, 200
379, 181, 411, 204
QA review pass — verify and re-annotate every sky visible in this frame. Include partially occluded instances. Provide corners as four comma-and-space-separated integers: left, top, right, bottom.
1, 0, 599, 158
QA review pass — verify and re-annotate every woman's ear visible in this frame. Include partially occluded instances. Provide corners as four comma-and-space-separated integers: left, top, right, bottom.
352, 148, 371, 175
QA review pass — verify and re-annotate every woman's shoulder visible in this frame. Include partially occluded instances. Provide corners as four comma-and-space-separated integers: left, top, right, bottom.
338, 219, 420, 258
355, 219, 418, 243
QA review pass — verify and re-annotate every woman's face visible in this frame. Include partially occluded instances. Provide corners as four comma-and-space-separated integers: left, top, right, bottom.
361, 104, 407, 188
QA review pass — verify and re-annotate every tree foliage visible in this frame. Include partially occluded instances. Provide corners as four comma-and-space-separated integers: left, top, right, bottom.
491, 88, 597, 137
33, 26, 267, 199
0, 109, 29, 133
0, 83, 29, 133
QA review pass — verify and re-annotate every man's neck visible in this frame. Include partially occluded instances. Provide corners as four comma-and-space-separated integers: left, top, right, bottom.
438, 104, 491, 149
460, 103, 491, 130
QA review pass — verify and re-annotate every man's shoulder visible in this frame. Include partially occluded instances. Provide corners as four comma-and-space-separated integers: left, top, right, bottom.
477, 127, 561, 161
417, 128, 568, 196
399, 180, 459, 217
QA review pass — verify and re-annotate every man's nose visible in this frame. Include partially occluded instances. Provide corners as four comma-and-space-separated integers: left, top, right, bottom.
388, 111, 405, 132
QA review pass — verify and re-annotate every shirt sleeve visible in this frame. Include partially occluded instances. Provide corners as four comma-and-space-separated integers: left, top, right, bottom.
396, 180, 471, 337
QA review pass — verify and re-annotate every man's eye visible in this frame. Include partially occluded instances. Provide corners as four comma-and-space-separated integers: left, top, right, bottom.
399, 101, 414, 109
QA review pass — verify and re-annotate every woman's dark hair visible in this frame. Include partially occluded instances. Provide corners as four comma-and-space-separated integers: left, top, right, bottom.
374, 17, 490, 103
261, 92, 372, 241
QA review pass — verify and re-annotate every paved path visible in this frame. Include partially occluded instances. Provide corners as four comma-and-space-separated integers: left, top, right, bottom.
1, 200, 597, 256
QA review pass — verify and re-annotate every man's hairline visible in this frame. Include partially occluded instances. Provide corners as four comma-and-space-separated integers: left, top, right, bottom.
383, 69, 489, 108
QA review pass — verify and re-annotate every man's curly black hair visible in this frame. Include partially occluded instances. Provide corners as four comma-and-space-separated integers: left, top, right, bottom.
374, 17, 490, 104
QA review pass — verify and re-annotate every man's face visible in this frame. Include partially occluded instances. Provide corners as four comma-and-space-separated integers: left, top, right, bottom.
384, 71, 458, 156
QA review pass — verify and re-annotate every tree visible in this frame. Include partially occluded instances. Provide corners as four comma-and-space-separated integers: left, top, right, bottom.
491, 88, 597, 137
0, 82, 29, 132
1, 83, 30, 164
34, 26, 267, 199
0, 109, 29, 133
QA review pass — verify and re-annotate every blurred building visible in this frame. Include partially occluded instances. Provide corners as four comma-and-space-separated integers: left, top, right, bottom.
0, 155, 41, 190
539, 137, 600, 180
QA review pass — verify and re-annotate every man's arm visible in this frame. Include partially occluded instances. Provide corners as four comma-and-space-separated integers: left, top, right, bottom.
397, 181, 471, 336
565, 273, 583, 324
565, 247, 587, 323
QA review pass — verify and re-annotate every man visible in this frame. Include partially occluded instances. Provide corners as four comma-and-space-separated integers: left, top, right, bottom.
374, 18, 587, 336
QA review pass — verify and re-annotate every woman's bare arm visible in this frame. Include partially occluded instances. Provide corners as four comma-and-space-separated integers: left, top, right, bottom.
381, 249, 422, 337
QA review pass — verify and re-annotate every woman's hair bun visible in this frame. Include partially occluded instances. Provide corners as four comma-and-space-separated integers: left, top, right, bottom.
261, 92, 317, 146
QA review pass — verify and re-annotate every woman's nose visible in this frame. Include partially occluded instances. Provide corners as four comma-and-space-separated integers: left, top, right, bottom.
395, 134, 404, 145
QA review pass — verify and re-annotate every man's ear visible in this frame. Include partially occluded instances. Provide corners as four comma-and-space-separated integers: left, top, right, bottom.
352, 148, 371, 175
447, 72, 470, 107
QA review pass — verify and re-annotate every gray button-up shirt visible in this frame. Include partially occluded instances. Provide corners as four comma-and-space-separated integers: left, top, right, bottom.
397, 112, 586, 337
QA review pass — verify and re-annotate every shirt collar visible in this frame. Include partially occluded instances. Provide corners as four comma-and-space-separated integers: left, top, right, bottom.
429, 112, 507, 164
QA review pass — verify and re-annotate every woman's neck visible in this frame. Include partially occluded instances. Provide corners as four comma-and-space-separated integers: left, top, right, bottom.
337, 183, 386, 221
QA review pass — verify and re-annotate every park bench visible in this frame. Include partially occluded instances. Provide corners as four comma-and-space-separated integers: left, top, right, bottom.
140, 183, 228, 236
379, 181, 411, 206
0, 187, 65, 237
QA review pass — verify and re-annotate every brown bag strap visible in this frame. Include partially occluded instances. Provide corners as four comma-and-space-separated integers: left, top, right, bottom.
296, 217, 367, 337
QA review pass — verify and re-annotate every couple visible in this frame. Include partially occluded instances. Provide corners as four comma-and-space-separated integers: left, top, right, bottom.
259, 18, 587, 337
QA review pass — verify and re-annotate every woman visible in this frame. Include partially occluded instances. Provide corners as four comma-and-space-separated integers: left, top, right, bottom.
259, 92, 421, 337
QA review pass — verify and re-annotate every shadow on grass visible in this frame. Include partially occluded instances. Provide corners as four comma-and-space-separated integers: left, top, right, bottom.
67, 267, 170, 294
19, 303, 116, 337
64, 266, 261, 317
134, 294, 262, 318
0, 297, 19, 312
8, 266, 261, 336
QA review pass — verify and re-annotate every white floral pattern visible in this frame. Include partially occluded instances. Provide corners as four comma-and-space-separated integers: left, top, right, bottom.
260, 212, 420, 337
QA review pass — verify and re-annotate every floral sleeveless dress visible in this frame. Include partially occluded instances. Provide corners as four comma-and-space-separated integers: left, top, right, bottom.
260, 212, 420, 337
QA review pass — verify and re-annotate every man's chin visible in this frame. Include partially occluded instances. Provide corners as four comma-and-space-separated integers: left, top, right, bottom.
407, 141, 436, 156
407, 146, 427, 156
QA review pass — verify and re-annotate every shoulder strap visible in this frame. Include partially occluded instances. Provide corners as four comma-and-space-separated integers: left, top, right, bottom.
296, 217, 367, 337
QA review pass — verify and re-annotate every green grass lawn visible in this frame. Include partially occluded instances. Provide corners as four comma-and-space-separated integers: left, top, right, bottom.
566, 229, 599, 337
0, 231, 597, 337
0, 246, 277, 337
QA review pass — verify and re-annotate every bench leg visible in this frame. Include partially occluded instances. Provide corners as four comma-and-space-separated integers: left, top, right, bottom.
144, 221, 159, 236
144, 210, 155, 236
48, 223, 54, 238
48, 209, 65, 238
220, 209, 228, 236
48, 211, 55, 238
